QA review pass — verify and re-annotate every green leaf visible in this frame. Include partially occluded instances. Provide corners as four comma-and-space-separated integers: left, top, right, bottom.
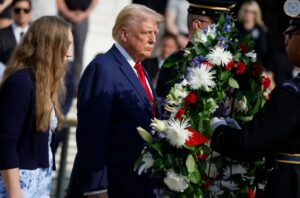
188, 169, 201, 184
137, 127, 153, 144
252, 94, 262, 115
162, 56, 180, 68
219, 71, 232, 85
218, 15, 225, 26
233, 53, 242, 62
150, 143, 163, 156
229, 78, 239, 89
186, 154, 196, 173
236, 115, 253, 122
183, 145, 197, 151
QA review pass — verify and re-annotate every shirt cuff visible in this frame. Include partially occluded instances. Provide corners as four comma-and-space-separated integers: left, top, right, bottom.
83, 189, 108, 196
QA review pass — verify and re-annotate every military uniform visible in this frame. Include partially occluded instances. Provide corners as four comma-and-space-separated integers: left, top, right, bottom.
156, 42, 193, 97
156, 0, 236, 98
211, 75, 300, 197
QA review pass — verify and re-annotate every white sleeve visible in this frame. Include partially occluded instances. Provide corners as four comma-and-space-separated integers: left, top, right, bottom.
0, 62, 6, 81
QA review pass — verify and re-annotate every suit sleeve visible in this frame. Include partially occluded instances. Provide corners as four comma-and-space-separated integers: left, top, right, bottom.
0, 73, 31, 170
211, 87, 300, 160
76, 61, 113, 193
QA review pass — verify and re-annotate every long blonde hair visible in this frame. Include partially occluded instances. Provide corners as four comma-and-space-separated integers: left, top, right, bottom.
2, 16, 70, 131
238, 0, 267, 31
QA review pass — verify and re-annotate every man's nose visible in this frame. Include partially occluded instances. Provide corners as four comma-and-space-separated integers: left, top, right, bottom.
149, 32, 156, 44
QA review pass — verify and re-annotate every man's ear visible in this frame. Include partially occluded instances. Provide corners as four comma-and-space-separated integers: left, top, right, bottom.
192, 20, 202, 31
119, 28, 128, 42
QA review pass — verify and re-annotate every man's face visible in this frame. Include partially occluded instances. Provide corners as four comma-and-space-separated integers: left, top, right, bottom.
195, 16, 213, 30
12, 1, 32, 27
125, 19, 158, 61
189, 15, 213, 39
160, 37, 178, 59
287, 30, 300, 66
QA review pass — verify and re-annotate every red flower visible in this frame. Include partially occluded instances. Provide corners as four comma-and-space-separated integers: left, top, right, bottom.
252, 64, 263, 76
225, 60, 235, 71
202, 60, 212, 67
236, 61, 246, 75
185, 128, 209, 146
196, 154, 208, 160
240, 43, 249, 54
248, 189, 255, 198
202, 176, 212, 190
262, 76, 271, 90
185, 92, 198, 105
175, 108, 185, 120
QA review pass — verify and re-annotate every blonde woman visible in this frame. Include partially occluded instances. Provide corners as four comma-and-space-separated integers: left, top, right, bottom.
0, 16, 72, 198
237, 0, 268, 61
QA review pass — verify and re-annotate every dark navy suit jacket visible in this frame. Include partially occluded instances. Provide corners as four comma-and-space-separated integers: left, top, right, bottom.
68, 45, 159, 198
0, 25, 17, 65
0, 69, 54, 170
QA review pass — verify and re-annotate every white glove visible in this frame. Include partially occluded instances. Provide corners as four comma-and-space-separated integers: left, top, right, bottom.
210, 117, 227, 132
225, 117, 241, 130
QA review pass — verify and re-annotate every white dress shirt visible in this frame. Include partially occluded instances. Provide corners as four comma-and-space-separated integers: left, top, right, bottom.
0, 62, 5, 81
115, 42, 153, 96
11, 22, 29, 44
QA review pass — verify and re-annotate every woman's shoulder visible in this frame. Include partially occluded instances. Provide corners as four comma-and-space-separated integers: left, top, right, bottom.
2, 68, 34, 90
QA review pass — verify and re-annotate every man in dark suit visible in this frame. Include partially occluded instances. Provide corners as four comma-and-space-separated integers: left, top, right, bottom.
0, 0, 31, 66
156, 0, 237, 98
67, 4, 163, 198
142, 32, 179, 87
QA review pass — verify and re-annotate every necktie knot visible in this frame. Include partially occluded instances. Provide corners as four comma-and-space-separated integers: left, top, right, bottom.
134, 62, 142, 71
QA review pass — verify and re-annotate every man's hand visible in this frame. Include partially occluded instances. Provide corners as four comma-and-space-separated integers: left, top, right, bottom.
88, 192, 109, 198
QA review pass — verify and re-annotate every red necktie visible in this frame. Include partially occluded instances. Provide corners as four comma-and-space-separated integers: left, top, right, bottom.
134, 62, 155, 116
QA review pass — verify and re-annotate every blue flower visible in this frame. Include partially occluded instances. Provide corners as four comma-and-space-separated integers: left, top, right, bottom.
223, 15, 232, 33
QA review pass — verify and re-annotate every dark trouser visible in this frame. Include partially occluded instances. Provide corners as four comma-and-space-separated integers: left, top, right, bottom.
72, 18, 89, 91
264, 163, 300, 197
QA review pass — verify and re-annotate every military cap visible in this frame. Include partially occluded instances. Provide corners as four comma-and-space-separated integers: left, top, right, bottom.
284, 0, 300, 33
187, 0, 237, 21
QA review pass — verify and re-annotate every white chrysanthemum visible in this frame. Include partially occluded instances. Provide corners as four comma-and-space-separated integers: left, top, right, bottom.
234, 96, 248, 113
223, 164, 248, 180
151, 118, 167, 132
180, 79, 188, 86
206, 163, 219, 179
220, 180, 239, 191
164, 169, 189, 192
138, 152, 154, 175
165, 119, 190, 148
209, 184, 224, 197
245, 50, 257, 62
206, 46, 233, 66
188, 65, 216, 91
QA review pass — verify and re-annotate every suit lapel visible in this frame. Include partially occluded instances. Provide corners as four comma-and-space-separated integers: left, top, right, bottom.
111, 45, 152, 115
8, 26, 17, 47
